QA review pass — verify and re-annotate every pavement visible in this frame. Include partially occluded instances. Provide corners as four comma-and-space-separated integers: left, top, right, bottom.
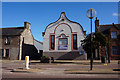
65, 68, 120, 74
1, 60, 120, 79
3, 60, 120, 74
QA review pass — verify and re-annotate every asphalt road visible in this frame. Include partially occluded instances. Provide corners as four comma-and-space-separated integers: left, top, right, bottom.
1, 60, 120, 80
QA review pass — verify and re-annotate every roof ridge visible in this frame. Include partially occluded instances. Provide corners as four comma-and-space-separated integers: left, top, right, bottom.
0, 27, 24, 29
100, 24, 120, 26
34, 39, 43, 44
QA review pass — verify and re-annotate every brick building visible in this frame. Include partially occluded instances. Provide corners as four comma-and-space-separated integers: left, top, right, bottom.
95, 17, 120, 60
0, 22, 41, 60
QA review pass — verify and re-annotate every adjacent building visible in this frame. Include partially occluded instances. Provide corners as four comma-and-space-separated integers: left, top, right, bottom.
34, 39, 43, 57
42, 12, 87, 60
0, 22, 41, 60
95, 17, 120, 60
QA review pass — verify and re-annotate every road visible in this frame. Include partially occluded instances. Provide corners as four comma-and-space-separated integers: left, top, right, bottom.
1, 60, 120, 80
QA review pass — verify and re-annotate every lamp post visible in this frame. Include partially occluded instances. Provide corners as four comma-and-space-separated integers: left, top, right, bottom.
87, 8, 96, 70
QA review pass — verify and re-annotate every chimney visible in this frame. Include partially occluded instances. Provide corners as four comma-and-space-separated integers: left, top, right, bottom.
95, 17, 99, 32
112, 23, 114, 25
83, 31, 86, 36
24, 22, 31, 30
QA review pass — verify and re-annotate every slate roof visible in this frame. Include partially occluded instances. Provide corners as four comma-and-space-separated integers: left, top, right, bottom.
99, 24, 120, 32
34, 39, 43, 50
0, 27, 24, 36
34, 39, 43, 44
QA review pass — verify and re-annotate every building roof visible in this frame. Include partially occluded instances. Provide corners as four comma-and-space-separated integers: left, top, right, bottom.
0, 27, 24, 36
34, 39, 43, 44
34, 39, 43, 50
99, 24, 120, 32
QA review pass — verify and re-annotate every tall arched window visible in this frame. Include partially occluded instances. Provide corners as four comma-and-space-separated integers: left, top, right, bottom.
72, 34, 77, 50
50, 35, 55, 50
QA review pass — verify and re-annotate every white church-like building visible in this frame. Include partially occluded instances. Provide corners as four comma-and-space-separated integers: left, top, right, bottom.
42, 12, 87, 60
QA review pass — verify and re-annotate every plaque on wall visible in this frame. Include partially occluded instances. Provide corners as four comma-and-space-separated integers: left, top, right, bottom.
58, 45, 67, 50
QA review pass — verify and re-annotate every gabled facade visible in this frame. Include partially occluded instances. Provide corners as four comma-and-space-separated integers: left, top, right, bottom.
95, 17, 120, 60
0, 22, 40, 60
42, 12, 87, 60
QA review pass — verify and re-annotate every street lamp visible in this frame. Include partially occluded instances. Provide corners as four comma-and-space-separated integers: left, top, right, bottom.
87, 8, 96, 70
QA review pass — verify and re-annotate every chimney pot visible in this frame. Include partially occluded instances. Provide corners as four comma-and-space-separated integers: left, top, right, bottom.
96, 17, 98, 20
112, 23, 114, 25
24, 22, 31, 29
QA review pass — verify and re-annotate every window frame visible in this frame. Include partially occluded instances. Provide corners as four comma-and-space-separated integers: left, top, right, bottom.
72, 34, 78, 50
0, 49, 4, 57
112, 46, 119, 55
111, 31, 117, 39
6, 49, 9, 58
58, 38, 68, 50
59, 38, 68, 45
49, 35, 55, 50
5, 36, 11, 45
0, 49, 10, 58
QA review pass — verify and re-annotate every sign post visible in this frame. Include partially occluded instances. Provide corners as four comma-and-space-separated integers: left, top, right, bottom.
87, 8, 96, 70
25, 56, 29, 69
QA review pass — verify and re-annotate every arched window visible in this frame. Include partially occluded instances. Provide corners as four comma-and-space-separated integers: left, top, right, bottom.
72, 34, 77, 50
58, 34, 68, 50
50, 35, 55, 50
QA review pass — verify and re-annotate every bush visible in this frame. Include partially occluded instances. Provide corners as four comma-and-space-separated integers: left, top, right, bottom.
41, 55, 50, 63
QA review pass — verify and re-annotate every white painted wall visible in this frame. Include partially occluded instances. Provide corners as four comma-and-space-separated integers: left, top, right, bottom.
43, 12, 85, 53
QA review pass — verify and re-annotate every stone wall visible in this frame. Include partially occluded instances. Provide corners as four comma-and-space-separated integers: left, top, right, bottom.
20, 25, 39, 60
0, 36, 20, 60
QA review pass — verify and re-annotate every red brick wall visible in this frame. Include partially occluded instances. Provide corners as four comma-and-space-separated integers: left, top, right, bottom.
108, 26, 120, 59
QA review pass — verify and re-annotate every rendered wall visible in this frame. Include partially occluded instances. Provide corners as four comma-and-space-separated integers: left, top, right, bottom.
43, 12, 86, 60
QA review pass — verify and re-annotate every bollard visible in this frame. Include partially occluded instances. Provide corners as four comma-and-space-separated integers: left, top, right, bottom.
25, 56, 29, 69
49, 57, 51, 64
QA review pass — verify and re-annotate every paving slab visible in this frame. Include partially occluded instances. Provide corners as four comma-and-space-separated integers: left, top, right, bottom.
11, 68, 44, 73
65, 68, 120, 74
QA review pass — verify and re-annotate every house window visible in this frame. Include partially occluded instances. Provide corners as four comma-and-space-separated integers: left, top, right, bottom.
59, 38, 67, 45
0, 49, 4, 57
112, 46, 119, 55
72, 34, 77, 49
111, 32, 117, 39
0, 49, 9, 58
50, 35, 55, 50
58, 38, 68, 50
6, 49, 9, 57
5, 36, 11, 44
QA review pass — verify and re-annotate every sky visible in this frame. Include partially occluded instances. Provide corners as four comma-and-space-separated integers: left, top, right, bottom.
2, 2, 119, 42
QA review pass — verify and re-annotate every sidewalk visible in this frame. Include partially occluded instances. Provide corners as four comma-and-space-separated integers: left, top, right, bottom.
11, 67, 120, 74
11, 68, 44, 73
1, 59, 119, 63
9, 60, 120, 74
65, 68, 120, 74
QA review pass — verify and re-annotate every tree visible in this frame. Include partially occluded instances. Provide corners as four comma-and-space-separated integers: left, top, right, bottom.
81, 32, 108, 59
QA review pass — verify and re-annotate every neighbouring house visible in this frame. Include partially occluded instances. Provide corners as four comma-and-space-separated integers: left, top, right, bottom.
34, 39, 43, 57
95, 17, 120, 60
42, 12, 87, 60
0, 22, 41, 60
